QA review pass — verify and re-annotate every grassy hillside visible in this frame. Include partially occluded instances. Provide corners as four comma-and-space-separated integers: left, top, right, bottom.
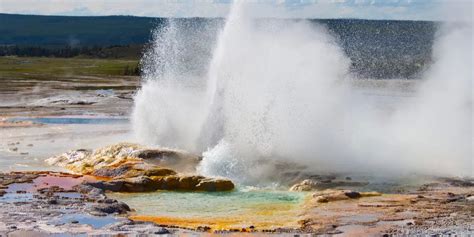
0, 56, 139, 80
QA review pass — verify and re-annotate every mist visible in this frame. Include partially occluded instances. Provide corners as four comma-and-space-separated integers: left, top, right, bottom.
132, 2, 472, 185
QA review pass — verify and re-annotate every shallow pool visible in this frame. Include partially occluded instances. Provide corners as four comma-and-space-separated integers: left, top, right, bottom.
49, 213, 121, 229
109, 188, 309, 230
8, 117, 128, 125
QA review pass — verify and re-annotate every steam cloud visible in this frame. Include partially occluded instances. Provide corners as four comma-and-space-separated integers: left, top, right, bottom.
133, 2, 472, 184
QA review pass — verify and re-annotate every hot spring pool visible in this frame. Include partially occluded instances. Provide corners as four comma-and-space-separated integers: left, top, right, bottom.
7, 117, 128, 125
108, 189, 309, 230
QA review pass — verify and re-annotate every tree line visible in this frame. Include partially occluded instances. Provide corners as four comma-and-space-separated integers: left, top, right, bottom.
0, 44, 143, 59
0, 44, 142, 76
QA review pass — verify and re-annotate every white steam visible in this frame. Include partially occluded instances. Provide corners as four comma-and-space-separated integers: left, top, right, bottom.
133, 20, 218, 152
133, 2, 473, 184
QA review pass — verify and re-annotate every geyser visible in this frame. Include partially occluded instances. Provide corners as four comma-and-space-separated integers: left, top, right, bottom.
133, 2, 473, 184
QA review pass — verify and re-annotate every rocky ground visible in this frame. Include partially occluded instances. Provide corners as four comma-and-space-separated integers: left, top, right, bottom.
295, 177, 474, 236
0, 171, 184, 236
0, 74, 472, 236
0, 144, 472, 236
0, 143, 237, 236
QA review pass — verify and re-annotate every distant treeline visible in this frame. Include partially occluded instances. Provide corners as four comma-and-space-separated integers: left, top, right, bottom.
0, 44, 143, 59
0, 44, 142, 75
0, 14, 157, 46
0, 13, 439, 79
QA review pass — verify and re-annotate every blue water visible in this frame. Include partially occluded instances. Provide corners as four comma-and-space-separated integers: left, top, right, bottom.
109, 189, 307, 219
50, 213, 120, 228
0, 192, 34, 203
8, 117, 128, 125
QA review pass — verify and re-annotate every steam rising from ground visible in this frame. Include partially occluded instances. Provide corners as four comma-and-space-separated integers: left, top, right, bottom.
133, 3, 472, 184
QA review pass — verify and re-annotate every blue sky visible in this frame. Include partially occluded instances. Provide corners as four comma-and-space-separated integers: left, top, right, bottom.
0, 0, 470, 21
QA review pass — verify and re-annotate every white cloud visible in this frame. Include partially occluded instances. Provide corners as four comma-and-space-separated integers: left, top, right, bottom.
0, 0, 456, 20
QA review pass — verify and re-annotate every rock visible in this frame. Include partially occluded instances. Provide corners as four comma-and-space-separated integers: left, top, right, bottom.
290, 179, 318, 191
120, 176, 160, 192
46, 143, 140, 174
92, 163, 136, 177
312, 189, 378, 203
153, 175, 234, 192
94, 163, 176, 179
132, 149, 180, 159
86, 176, 159, 192
152, 175, 180, 190
318, 190, 349, 202
445, 195, 464, 203
344, 191, 362, 199
47, 143, 235, 193
45, 149, 92, 172
9, 147, 18, 152
90, 201, 131, 214
84, 181, 125, 192
154, 228, 170, 234
195, 178, 235, 192
131, 149, 201, 173
73, 101, 96, 105
440, 177, 474, 187
46, 143, 199, 175
177, 175, 205, 190
290, 179, 369, 192
141, 166, 176, 177
314, 196, 329, 203
85, 173, 234, 193
88, 211, 107, 217
196, 226, 211, 232
73, 184, 105, 198
47, 199, 59, 205
97, 198, 116, 204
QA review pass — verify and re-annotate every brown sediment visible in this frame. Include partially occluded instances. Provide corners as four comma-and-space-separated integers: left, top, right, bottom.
299, 183, 474, 235
0, 119, 43, 128
131, 213, 302, 232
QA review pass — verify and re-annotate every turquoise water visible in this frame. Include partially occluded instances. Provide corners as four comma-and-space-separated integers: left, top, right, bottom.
109, 189, 307, 219
7, 117, 128, 124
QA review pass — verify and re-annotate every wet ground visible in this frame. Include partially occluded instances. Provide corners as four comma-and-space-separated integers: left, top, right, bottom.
0, 73, 137, 171
0, 121, 132, 171
0, 71, 138, 117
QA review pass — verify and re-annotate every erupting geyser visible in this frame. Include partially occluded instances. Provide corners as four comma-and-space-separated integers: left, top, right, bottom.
133, 2, 473, 184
